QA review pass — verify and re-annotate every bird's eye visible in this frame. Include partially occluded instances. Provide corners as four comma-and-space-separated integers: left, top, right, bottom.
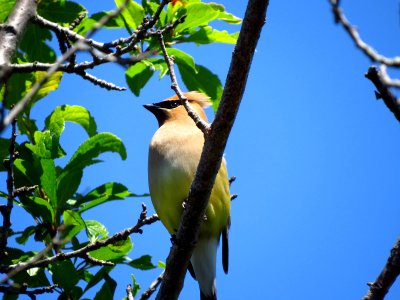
154, 100, 182, 109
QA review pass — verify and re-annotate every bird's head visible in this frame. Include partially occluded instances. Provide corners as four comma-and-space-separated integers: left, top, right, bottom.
144, 91, 210, 127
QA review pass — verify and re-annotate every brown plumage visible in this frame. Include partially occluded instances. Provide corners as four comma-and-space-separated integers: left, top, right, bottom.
144, 92, 231, 300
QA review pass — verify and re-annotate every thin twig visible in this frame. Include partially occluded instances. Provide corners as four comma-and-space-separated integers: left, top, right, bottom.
0, 204, 158, 279
0, 284, 58, 298
126, 284, 135, 300
363, 237, 400, 300
139, 271, 164, 300
365, 66, 400, 123
157, 31, 210, 135
0, 117, 17, 259
79, 253, 115, 266
0, 0, 134, 133
379, 65, 400, 89
76, 70, 126, 91
34, 15, 112, 53
329, 0, 400, 67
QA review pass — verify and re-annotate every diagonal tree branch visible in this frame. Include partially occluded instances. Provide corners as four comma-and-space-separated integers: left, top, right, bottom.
329, 0, 400, 67
365, 66, 400, 123
363, 238, 400, 300
0, 117, 17, 259
0, 204, 159, 280
157, 31, 210, 135
155, 0, 270, 299
139, 271, 164, 300
0, 0, 37, 86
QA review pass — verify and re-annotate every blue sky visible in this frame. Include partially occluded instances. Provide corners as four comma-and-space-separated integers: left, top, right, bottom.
5, 0, 400, 299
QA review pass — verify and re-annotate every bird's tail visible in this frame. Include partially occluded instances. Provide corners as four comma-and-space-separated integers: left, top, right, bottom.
191, 237, 218, 300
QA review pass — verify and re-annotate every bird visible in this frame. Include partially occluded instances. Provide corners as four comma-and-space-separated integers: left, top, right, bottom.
144, 91, 231, 300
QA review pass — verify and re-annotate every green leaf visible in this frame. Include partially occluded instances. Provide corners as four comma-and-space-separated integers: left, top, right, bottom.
0, 138, 10, 172
76, 182, 133, 213
125, 62, 154, 96
56, 169, 84, 209
38, 1, 87, 25
4, 71, 62, 111
208, 3, 242, 24
26, 131, 65, 159
89, 237, 132, 261
66, 132, 127, 171
143, 58, 168, 79
178, 63, 223, 111
15, 225, 36, 245
57, 133, 126, 206
166, 48, 197, 74
75, 12, 125, 35
94, 274, 117, 300
158, 261, 166, 269
175, 3, 219, 33
30, 71, 63, 104
181, 26, 238, 45
85, 220, 108, 243
84, 266, 114, 293
23, 197, 54, 223
51, 260, 79, 291
39, 158, 57, 209
13, 158, 39, 188
4, 73, 33, 109
128, 255, 156, 270
115, 0, 144, 30
143, 0, 167, 27
20, 24, 56, 63
130, 275, 140, 297
45, 105, 97, 138
0, 0, 16, 22
62, 210, 85, 240
6, 248, 50, 287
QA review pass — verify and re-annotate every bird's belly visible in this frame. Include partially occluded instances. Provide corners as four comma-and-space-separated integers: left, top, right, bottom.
148, 149, 196, 234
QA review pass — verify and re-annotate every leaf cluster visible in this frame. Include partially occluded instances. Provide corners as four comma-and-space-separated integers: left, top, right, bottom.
0, 0, 240, 298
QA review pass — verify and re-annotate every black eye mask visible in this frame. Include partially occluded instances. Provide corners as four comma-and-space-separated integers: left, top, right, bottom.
153, 100, 182, 109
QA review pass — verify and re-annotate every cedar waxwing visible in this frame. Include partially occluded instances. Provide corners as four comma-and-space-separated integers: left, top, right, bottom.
144, 92, 231, 300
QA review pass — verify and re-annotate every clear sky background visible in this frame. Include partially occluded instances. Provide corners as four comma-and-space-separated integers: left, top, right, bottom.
4, 0, 400, 299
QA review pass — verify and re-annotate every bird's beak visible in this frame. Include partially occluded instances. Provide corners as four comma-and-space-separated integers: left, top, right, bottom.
143, 104, 159, 114
143, 104, 166, 127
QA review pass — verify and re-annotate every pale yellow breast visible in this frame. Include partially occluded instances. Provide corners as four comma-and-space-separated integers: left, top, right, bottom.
148, 121, 230, 237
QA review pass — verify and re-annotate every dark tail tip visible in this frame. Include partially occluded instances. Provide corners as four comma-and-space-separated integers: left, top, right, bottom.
200, 291, 217, 300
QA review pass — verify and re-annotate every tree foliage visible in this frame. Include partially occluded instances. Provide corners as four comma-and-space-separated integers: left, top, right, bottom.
0, 0, 240, 298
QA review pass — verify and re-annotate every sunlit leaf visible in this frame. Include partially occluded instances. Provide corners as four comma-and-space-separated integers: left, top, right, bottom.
85, 220, 108, 243
0, 0, 16, 22
115, 0, 144, 30
180, 26, 238, 45
45, 105, 97, 138
77, 182, 133, 213
39, 158, 57, 209
89, 237, 132, 261
62, 210, 85, 240
125, 62, 154, 96
166, 48, 197, 74
174, 3, 219, 33
57, 133, 126, 206
178, 63, 223, 111
208, 3, 242, 24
